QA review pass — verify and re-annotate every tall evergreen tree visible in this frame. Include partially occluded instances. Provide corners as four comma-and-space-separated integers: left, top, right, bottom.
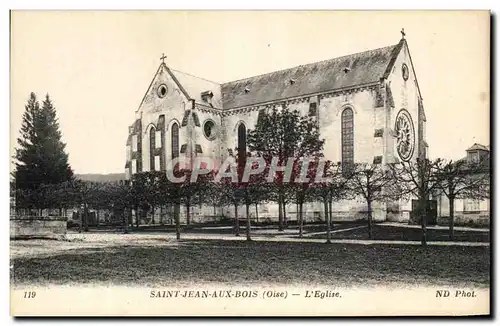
14, 93, 73, 191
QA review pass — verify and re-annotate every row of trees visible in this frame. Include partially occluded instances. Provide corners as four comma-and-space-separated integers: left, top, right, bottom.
12, 156, 490, 245
12, 93, 490, 246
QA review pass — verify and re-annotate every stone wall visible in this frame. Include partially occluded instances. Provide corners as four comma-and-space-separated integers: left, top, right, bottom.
192, 105, 224, 168
436, 196, 490, 227
386, 41, 422, 164
437, 214, 489, 227
10, 217, 67, 239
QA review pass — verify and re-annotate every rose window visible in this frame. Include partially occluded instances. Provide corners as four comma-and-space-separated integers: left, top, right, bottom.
394, 109, 415, 162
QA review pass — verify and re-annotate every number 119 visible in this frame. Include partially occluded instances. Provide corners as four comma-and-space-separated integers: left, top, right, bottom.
23, 291, 36, 298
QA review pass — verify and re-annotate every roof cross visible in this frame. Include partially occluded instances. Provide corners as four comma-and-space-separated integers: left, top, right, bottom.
160, 53, 167, 64
401, 28, 406, 39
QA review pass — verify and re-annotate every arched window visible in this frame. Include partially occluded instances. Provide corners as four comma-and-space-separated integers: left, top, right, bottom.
237, 123, 247, 171
157, 115, 165, 171
341, 108, 354, 172
149, 127, 156, 171
171, 123, 179, 159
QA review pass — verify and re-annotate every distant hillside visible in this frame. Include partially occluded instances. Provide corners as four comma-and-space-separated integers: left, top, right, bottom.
75, 173, 126, 183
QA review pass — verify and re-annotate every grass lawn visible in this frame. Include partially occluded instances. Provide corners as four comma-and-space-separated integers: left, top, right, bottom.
80, 222, 364, 235
11, 238, 490, 288
79, 223, 488, 243
307, 225, 490, 242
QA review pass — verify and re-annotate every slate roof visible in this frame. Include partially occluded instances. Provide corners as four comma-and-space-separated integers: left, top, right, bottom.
169, 68, 223, 109
220, 40, 404, 110
454, 143, 491, 173
158, 39, 405, 110
466, 143, 490, 152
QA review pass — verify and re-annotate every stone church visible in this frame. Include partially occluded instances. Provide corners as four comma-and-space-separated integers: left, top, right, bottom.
124, 34, 427, 223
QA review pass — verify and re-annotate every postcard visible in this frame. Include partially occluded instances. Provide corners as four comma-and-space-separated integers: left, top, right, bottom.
10, 10, 490, 316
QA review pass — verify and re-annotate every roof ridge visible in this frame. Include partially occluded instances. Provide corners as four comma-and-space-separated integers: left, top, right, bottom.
466, 143, 490, 151
221, 43, 399, 85
135, 64, 164, 113
169, 68, 221, 85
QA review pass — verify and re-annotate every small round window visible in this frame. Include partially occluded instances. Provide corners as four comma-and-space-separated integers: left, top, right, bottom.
157, 84, 168, 98
402, 64, 409, 81
203, 120, 217, 140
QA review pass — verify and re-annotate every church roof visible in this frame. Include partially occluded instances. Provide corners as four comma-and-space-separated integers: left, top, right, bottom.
466, 143, 490, 152
220, 40, 404, 110
169, 68, 223, 108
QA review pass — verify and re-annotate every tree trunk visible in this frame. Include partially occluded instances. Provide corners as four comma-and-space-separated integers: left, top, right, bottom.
96, 209, 100, 227
420, 199, 428, 246
299, 201, 304, 238
278, 191, 284, 231
246, 202, 251, 241
123, 210, 129, 234
324, 198, 331, 244
418, 160, 428, 246
328, 199, 333, 231
186, 203, 191, 226
255, 203, 259, 223
151, 206, 155, 225
296, 202, 299, 226
135, 206, 139, 228
83, 203, 89, 232
78, 210, 82, 233
449, 196, 455, 241
367, 199, 373, 240
283, 202, 287, 228
213, 205, 217, 217
175, 203, 180, 240
58, 207, 63, 217
234, 202, 240, 236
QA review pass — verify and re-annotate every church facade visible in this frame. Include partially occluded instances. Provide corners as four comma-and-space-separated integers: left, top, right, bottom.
124, 36, 427, 223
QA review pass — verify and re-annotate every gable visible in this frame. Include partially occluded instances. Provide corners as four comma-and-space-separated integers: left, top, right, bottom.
136, 64, 190, 114
221, 43, 401, 110
135, 39, 412, 113
467, 143, 489, 152
386, 39, 424, 100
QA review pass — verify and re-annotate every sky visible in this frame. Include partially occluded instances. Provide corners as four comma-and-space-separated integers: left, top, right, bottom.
10, 10, 490, 174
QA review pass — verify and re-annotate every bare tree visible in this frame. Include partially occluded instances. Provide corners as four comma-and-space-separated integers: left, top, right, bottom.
435, 157, 490, 240
242, 170, 269, 241
350, 163, 398, 240
74, 180, 103, 232
389, 158, 442, 246
312, 161, 355, 243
